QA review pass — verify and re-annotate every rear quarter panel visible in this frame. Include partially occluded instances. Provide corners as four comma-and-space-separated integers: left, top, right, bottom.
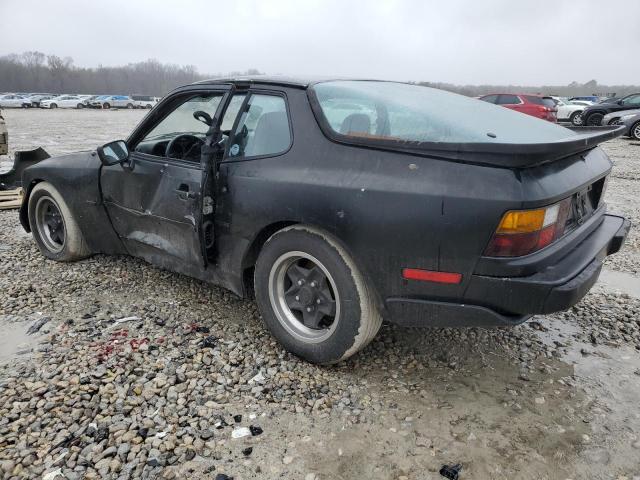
218, 88, 614, 310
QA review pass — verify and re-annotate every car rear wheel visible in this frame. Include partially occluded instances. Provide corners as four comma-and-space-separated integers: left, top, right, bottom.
631, 121, 640, 140
586, 112, 604, 126
28, 182, 90, 262
569, 111, 583, 126
254, 225, 382, 364
126, 103, 134, 109
50, 103, 57, 109
76, 103, 84, 109
103, 103, 111, 109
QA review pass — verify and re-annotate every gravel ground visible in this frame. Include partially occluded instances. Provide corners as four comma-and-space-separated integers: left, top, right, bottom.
1, 109, 639, 480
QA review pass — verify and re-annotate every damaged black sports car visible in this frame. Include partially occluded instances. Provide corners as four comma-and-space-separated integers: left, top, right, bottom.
19, 77, 630, 363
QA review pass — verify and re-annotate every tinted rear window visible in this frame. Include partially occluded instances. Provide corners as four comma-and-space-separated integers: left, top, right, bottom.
496, 94, 521, 105
524, 95, 545, 105
311, 81, 574, 144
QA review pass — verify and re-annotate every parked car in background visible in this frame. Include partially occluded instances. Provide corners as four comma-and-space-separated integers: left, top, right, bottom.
81, 95, 102, 108
91, 95, 135, 109
88, 95, 111, 108
25, 94, 56, 108
40, 95, 86, 109
19, 78, 628, 363
581, 93, 640, 126
553, 98, 592, 125
0, 94, 30, 108
603, 110, 640, 139
478, 93, 557, 122
131, 95, 159, 109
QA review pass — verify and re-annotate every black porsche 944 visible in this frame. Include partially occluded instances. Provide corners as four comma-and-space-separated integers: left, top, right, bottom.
19, 78, 630, 363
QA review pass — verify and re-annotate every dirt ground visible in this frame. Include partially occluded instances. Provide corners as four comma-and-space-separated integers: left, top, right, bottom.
1, 108, 639, 480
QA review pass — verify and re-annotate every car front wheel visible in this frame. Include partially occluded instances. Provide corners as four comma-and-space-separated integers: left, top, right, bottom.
28, 182, 90, 262
103, 103, 111, 109
50, 103, 57, 109
631, 121, 640, 140
586, 112, 604, 126
254, 225, 382, 364
569, 111, 583, 126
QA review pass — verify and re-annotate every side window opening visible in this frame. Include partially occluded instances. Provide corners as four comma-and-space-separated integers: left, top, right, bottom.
134, 94, 223, 161
226, 94, 291, 159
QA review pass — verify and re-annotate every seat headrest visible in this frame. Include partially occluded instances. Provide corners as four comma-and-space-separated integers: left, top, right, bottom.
246, 111, 289, 156
340, 113, 371, 135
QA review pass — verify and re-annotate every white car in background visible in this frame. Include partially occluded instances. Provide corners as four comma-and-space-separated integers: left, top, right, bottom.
91, 95, 136, 109
552, 98, 594, 125
131, 95, 159, 109
0, 94, 31, 108
40, 95, 87, 109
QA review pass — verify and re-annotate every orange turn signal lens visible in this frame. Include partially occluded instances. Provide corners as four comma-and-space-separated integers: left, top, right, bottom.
496, 209, 546, 234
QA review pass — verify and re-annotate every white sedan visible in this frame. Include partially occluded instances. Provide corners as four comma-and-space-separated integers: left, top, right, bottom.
554, 99, 593, 126
0, 94, 31, 108
40, 96, 87, 109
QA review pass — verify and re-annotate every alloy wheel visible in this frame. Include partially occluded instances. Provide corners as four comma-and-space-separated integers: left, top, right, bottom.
35, 196, 66, 253
268, 251, 340, 343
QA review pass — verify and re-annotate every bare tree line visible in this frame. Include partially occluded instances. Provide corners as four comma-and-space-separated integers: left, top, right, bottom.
0, 51, 261, 96
0, 51, 638, 98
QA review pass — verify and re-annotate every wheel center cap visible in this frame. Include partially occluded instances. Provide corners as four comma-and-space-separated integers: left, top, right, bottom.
298, 287, 314, 306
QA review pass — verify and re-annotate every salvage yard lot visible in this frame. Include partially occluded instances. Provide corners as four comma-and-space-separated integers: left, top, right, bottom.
1, 108, 639, 479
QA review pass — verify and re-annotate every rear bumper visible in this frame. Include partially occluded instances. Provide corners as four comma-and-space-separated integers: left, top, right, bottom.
385, 214, 630, 327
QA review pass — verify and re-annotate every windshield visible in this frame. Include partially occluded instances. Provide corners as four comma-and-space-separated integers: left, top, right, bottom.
311, 81, 573, 144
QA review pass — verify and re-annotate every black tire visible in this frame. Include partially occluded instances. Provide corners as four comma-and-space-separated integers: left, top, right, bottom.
50, 103, 58, 109
585, 112, 604, 126
28, 182, 91, 262
145, 104, 152, 109
77, 103, 84, 109
103, 103, 111, 109
254, 225, 382, 364
126, 103, 134, 109
631, 121, 640, 140
569, 110, 583, 126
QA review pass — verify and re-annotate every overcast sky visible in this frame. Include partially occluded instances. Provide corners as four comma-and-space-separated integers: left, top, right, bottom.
1, 0, 638, 85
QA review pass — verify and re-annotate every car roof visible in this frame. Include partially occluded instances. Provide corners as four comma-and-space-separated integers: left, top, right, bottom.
193, 76, 404, 89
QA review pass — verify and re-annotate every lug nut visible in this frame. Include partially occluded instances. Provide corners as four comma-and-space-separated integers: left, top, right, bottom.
295, 296, 300, 301
316, 299, 321, 304
306, 307, 313, 312
311, 281, 317, 287
297, 280, 304, 285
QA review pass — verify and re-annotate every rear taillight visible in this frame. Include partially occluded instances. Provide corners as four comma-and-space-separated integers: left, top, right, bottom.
484, 198, 571, 257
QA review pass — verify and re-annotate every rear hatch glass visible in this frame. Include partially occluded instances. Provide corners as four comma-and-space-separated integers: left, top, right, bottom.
312, 81, 572, 144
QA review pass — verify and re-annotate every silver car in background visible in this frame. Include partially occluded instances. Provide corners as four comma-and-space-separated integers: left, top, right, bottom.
604, 109, 640, 140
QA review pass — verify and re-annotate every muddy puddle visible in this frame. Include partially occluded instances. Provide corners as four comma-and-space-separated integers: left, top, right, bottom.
0, 315, 44, 365
599, 268, 640, 299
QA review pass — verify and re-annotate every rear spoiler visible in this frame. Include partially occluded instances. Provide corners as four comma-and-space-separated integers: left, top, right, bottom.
336, 125, 626, 169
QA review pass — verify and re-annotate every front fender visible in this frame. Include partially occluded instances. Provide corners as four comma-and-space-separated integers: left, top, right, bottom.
20, 151, 127, 255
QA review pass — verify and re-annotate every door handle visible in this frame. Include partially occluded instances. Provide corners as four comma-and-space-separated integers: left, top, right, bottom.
174, 184, 197, 200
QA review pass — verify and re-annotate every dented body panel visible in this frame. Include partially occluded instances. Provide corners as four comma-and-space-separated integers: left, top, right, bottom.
19, 78, 630, 327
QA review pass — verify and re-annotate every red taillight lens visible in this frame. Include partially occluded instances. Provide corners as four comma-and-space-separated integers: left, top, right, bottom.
484, 198, 571, 257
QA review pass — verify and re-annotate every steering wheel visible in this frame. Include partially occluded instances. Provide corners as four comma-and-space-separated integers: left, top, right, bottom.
165, 134, 204, 160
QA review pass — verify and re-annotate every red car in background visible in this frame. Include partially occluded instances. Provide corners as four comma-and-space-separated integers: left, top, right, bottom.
479, 93, 557, 122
